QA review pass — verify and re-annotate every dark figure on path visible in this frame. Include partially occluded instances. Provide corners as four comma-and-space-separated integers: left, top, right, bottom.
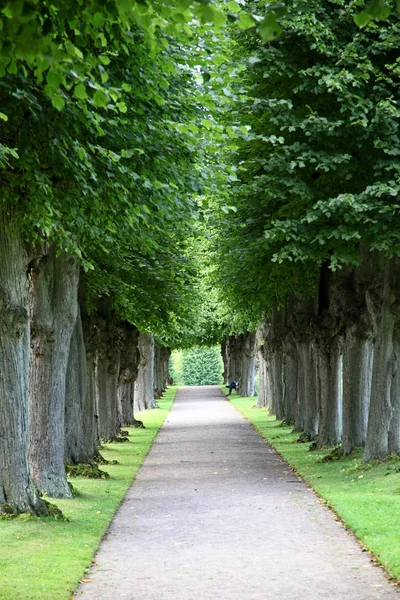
225, 381, 237, 396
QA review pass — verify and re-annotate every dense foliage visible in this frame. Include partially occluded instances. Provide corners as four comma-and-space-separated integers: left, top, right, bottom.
209, 0, 400, 315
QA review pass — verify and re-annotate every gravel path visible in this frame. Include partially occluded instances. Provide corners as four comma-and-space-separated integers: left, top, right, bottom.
76, 385, 399, 600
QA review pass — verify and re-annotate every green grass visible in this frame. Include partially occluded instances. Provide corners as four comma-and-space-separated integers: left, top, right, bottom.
228, 392, 400, 584
0, 387, 177, 600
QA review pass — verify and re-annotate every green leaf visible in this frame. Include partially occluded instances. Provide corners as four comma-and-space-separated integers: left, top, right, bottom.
74, 83, 87, 100
51, 95, 65, 111
1, 5, 12, 18
227, 1, 241, 13
93, 90, 109, 108
116, 101, 127, 113
354, 10, 371, 26
46, 70, 63, 88
0, 112, 8, 121
238, 12, 256, 30
259, 12, 282, 41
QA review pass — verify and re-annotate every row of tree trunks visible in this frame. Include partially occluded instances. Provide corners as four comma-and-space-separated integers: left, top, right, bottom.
221, 332, 257, 397
255, 255, 400, 462
0, 225, 168, 512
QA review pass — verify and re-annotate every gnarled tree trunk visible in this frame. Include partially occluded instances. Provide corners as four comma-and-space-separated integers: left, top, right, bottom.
29, 246, 79, 498
0, 216, 46, 514
134, 332, 156, 412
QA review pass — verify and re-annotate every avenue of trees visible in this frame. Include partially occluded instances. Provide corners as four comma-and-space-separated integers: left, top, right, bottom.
0, 0, 399, 517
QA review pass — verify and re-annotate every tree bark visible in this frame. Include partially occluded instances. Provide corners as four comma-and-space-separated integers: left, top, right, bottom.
270, 304, 285, 419
153, 346, 171, 399
117, 322, 140, 426
389, 330, 400, 455
342, 331, 372, 454
316, 337, 342, 448
282, 339, 298, 425
239, 331, 256, 397
0, 215, 46, 514
255, 321, 272, 408
364, 258, 400, 461
296, 342, 318, 439
221, 340, 229, 384
28, 246, 79, 498
225, 335, 242, 384
96, 314, 121, 442
134, 332, 156, 412
64, 309, 88, 463
78, 279, 101, 461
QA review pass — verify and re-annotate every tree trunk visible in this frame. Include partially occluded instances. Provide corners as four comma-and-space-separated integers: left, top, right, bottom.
65, 309, 88, 463
316, 338, 342, 448
29, 246, 79, 498
270, 304, 285, 419
78, 279, 101, 462
296, 342, 318, 440
96, 317, 121, 442
153, 346, 170, 399
225, 335, 242, 384
240, 331, 256, 397
342, 331, 372, 455
255, 321, 272, 408
0, 216, 46, 514
134, 332, 156, 412
283, 341, 298, 425
389, 331, 400, 455
221, 340, 229, 384
364, 259, 400, 461
117, 322, 140, 427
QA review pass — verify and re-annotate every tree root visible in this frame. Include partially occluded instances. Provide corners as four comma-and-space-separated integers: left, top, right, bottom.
65, 461, 110, 479
297, 432, 314, 444
0, 498, 65, 520
317, 445, 343, 463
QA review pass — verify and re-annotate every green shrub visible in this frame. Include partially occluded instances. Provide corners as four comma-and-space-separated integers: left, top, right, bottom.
171, 346, 223, 386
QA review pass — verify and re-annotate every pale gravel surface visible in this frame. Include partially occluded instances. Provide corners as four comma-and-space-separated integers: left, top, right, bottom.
76, 385, 400, 600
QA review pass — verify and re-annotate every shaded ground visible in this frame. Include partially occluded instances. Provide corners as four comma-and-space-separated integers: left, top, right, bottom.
76, 386, 399, 600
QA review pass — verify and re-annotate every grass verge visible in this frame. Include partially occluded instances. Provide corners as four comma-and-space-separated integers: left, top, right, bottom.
0, 387, 177, 600
227, 391, 400, 584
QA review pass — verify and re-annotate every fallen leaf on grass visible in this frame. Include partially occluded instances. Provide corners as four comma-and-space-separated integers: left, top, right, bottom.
80, 578, 92, 583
